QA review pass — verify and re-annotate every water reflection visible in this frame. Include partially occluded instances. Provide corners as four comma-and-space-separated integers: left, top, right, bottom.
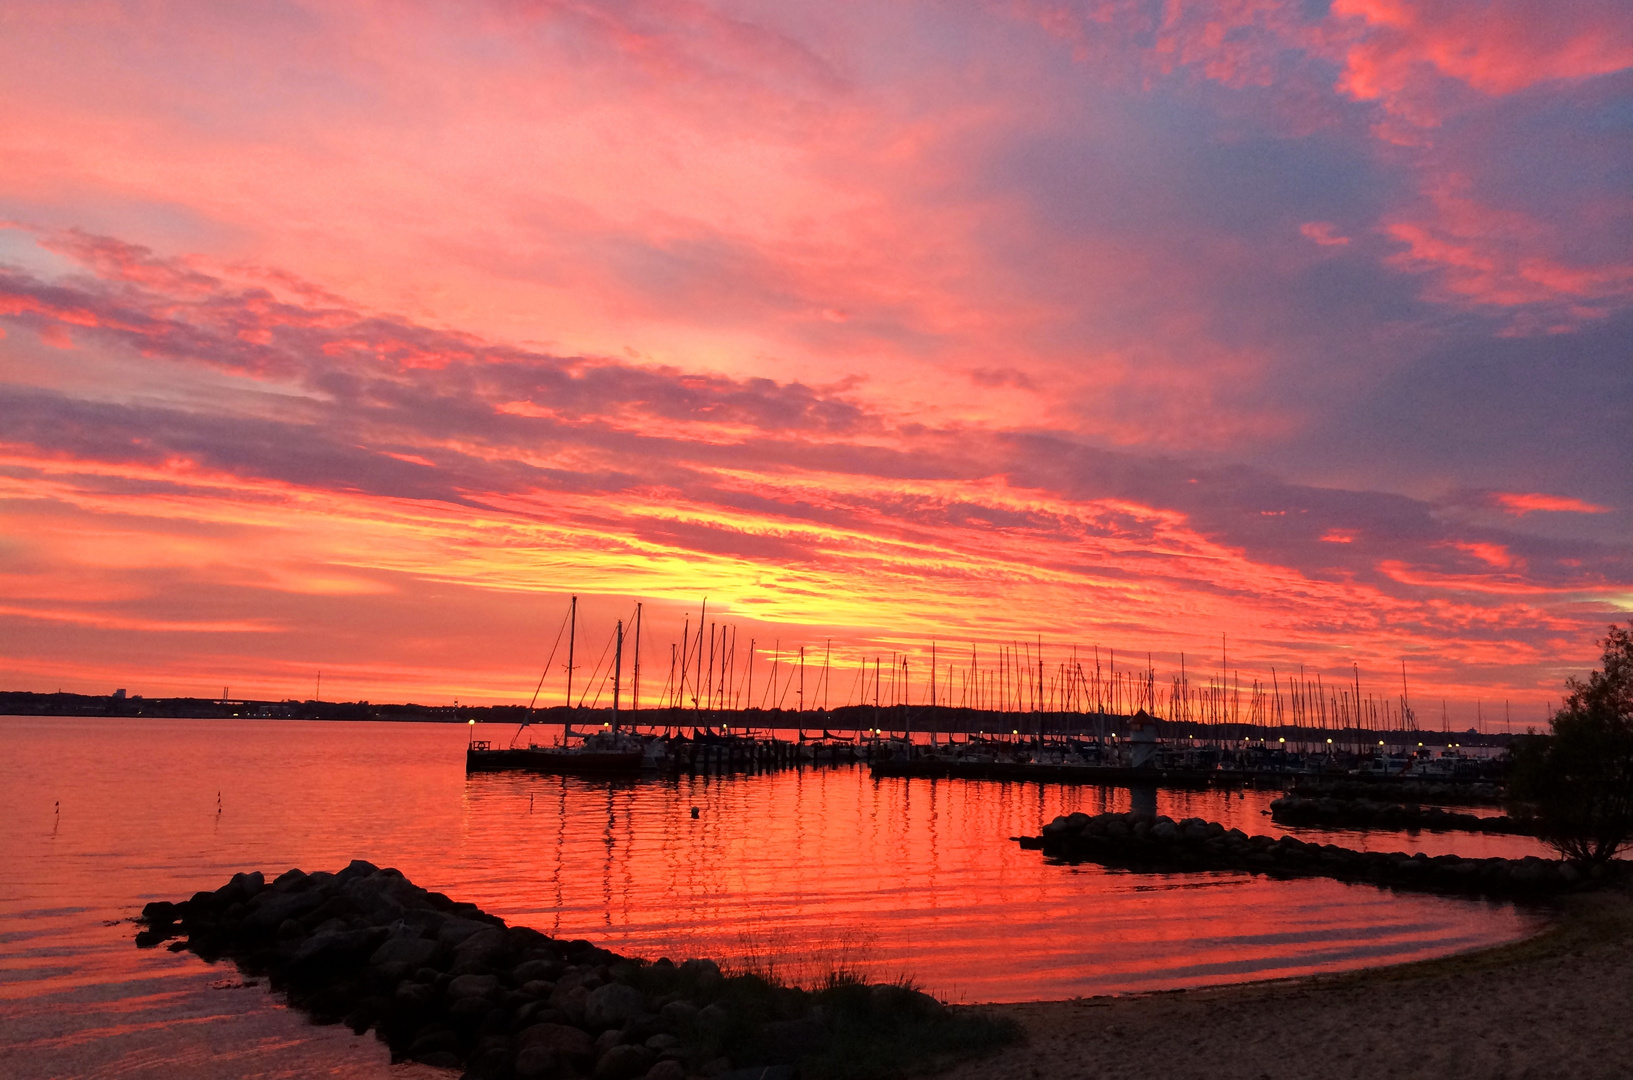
0, 717, 1551, 1080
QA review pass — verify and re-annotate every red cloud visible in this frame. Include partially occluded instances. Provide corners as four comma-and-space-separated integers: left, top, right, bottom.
1334, 0, 1633, 104
1494, 492, 1611, 516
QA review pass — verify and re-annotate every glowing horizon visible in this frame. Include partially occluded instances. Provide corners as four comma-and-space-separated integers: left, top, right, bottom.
1, 1, 1628, 728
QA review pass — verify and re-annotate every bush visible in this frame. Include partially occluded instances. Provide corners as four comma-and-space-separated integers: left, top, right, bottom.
1511, 623, 1633, 863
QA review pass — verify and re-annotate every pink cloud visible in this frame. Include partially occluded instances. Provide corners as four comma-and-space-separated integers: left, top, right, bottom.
1333, 0, 1633, 104
1494, 492, 1612, 516
1299, 221, 1351, 247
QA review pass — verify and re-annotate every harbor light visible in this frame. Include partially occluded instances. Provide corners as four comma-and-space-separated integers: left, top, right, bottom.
1278, 738, 1284, 743
1326, 738, 1333, 744
468, 719, 475, 726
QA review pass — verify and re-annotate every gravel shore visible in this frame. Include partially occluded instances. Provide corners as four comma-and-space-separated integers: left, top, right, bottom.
942, 888, 1633, 1080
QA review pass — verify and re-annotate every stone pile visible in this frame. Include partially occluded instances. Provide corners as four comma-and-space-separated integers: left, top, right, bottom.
1017, 812, 1600, 895
1288, 779, 1504, 807
1270, 795, 1535, 835
136, 861, 953, 1080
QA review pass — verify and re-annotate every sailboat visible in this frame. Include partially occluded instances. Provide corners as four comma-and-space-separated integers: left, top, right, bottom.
467, 603, 669, 775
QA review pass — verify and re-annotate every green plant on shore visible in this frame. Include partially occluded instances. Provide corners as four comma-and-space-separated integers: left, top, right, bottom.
1511, 622, 1633, 864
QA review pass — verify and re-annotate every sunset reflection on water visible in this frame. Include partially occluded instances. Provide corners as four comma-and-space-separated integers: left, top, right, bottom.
0, 717, 1548, 1079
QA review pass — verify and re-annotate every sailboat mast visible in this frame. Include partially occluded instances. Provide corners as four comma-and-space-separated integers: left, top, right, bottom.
612, 619, 623, 731
632, 603, 642, 715
566, 595, 577, 709
695, 598, 706, 720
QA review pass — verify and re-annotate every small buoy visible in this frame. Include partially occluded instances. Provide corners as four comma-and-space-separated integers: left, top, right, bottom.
690, 806, 700, 819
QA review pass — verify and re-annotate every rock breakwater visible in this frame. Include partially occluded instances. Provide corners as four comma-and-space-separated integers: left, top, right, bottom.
1288, 779, 1504, 807
1270, 795, 1536, 835
135, 862, 1014, 1080
1017, 812, 1603, 895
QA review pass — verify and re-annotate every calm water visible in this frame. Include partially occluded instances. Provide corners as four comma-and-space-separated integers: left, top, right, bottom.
0, 717, 1549, 1080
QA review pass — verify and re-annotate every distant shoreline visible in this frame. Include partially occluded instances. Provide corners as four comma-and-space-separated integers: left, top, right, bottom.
0, 691, 1519, 747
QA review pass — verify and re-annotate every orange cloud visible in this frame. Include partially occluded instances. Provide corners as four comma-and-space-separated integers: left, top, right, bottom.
1495, 492, 1612, 516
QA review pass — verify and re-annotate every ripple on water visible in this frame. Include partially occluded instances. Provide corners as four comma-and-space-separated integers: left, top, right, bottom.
0, 717, 1551, 1078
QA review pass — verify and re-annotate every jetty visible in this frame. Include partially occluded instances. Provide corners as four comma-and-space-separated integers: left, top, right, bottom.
135, 863, 1015, 1079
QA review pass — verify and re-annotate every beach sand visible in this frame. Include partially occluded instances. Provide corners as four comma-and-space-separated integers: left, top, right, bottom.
944, 888, 1633, 1080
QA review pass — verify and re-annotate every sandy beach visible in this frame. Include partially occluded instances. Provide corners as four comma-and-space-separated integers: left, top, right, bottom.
945, 888, 1633, 1080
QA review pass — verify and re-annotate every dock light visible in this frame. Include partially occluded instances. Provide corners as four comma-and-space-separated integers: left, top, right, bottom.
1378, 741, 1384, 746
468, 719, 475, 726
1327, 738, 1333, 744
1418, 742, 1424, 747
1278, 738, 1285, 743
1012, 729, 1018, 735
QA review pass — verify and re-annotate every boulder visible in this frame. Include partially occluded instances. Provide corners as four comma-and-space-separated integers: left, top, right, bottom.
448, 973, 500, 1000
438, 917, 494, 946
658, 1000, 699, 1030
514, 958, 560, 983
453, 927, 509, 971
680, 958, 723, 990
515, 1046, 563, 1080
586, 983, 647, 1031
645, 1062, 686, 1080
291, 926, 387, 972
550, 983, 590, 1025
518, 1022, 597, 1063
595, 1043, 656, 1080
370, 933, 437, 970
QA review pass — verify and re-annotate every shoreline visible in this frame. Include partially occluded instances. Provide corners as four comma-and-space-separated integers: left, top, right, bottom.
944, 887, 1633, 1079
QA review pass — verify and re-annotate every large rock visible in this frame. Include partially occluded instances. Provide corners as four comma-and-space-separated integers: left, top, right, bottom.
370, 933, 437, 969
658, 1000, 699, 1030
514, 1046, 563, 1080
517, 1022, 596, 1063
550, 983, 590, 1025
291, 926, 387, 971
595, 1043, 656, 1080
241, 889, 325, 933
586, 983, 647, 1031
438, 917, 494, 946
448, 973, 500, 999
453, 927, 509, 969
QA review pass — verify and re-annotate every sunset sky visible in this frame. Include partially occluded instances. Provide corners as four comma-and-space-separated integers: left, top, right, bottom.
1, 1, 1629, 723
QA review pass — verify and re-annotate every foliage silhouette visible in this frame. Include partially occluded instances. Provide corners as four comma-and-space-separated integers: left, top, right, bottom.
1511, 623, 1633, 863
